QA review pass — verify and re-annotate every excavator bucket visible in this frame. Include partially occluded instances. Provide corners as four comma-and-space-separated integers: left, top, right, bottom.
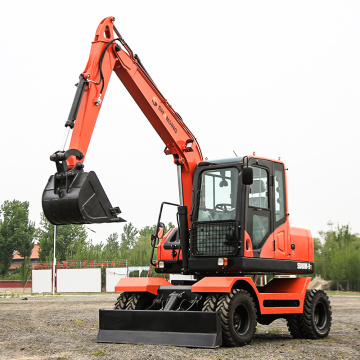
42, 171, 125, 225
97, 309, 222, 348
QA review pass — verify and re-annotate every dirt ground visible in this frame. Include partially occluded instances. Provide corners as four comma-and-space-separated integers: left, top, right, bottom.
0, 293, 359, 360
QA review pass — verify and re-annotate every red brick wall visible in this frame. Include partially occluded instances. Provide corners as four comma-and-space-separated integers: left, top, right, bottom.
0, 281, 32, 289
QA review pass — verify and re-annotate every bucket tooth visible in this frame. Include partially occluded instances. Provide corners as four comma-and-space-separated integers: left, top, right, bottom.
42, 171, 125, 225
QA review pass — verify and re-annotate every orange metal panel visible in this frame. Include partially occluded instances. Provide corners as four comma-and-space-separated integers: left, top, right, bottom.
265, 277, 311, 293
191, 276, 256, 293
156, 228, 183, 261
257, 277, 311, 315
191, 276, 310, 316
289, 227, 314, 262
243, 231, 254, 258
114, 277, 172, 295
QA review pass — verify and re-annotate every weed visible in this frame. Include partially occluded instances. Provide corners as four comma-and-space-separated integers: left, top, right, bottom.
327, 291, 360, 297
346, 324, 358, 330
332, 326, 342, 330
319, 336, 334, 342
74, 319, 86, 326
268, 327, 283, 335
292, 339, 303, 344
337, 351, 348, 358
89, 349, 106, 356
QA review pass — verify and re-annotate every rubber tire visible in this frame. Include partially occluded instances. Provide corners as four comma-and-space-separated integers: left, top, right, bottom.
217, 289, 257, 347
202, 294, 220, 312
287, 314, 303, 338
125, 292, 156, 310
114, 292, 131, 310
299, 289, 332, 339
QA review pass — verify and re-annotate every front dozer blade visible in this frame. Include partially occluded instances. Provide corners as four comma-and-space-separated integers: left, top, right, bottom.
42, 171, 125, 225
97, 309, 222, 348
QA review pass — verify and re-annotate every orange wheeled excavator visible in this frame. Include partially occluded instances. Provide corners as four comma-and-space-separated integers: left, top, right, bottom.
42, 17, 332, 348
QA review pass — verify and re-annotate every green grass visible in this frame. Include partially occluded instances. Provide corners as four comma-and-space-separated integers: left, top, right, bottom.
332, 326, 343, 330
346, 324, 359, 330
327, 291, 360, 297
319, 336, 334, 342
74, 319, 86, 326
267, 327, 284, 335
0, 302, 30, 305
89, 349, 106, 356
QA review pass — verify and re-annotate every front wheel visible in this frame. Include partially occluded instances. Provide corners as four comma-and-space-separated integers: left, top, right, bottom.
125, 292, 156, 310
114, 292, 131, 310
217, 289, 257, 346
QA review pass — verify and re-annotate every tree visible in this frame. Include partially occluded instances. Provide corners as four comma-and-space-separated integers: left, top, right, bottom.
103, 233, 120, 259
128, 223, 175, 266
0, 231, 11, 276
0, 200, 36, 276
38, 213, 87, 262
314, 224, 360, 291
119, 223, 139, 257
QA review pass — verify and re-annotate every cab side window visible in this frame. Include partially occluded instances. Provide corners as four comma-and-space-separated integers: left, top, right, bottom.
274, 164, 286, 226
249, 167, 268, 209
248, 167, 270, 249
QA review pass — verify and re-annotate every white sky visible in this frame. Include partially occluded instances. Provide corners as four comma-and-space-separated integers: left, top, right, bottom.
1, 0, 359, 244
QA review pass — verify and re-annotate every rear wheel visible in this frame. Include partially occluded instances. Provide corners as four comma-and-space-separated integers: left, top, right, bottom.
217, 289, 257, 346
299, 289, 332, 339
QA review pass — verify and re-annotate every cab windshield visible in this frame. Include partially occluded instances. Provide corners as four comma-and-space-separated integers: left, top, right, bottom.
197, 167, 238, 221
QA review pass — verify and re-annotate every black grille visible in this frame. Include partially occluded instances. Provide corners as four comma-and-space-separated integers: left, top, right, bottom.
191, 221, 238, 256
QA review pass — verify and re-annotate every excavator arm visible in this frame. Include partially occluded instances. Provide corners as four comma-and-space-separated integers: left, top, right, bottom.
42, 17, 202, 225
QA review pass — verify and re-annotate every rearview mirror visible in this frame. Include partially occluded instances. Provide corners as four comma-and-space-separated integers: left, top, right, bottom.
242, 167, 253, 185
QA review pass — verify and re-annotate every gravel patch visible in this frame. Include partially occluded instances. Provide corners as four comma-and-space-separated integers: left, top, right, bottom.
0, 293, 359, 359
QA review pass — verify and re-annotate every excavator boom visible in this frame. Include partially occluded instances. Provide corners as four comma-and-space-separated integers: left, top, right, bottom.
42, 17, 202, 225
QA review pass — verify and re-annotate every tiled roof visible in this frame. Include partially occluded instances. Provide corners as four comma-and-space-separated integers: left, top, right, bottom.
12, 244, 40, 260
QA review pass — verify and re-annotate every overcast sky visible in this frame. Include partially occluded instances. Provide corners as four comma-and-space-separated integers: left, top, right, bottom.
1, 0, 359, 244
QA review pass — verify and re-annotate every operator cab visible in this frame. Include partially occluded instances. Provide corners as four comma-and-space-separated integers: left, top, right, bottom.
155, 156, 313, 276
187, 156, 289, 273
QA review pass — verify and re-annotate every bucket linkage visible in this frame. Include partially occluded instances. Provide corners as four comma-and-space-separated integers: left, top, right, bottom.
42, 149, 125, 225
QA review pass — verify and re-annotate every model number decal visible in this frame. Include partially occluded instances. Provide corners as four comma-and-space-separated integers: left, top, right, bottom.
152, 97, 177, 133
297, 262, 312, 270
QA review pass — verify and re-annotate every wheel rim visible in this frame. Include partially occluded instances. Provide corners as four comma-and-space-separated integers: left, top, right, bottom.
233, 304, 250, 335
314, 301, 327, 331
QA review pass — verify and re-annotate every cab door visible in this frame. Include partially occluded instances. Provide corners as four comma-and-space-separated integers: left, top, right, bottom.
272, 162, 290, 260
245, 159, 290, 260
245, 159, 274, 258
